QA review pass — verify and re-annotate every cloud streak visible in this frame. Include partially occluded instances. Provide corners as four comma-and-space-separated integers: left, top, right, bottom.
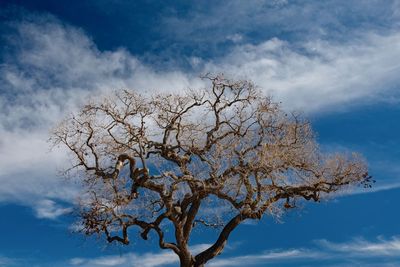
160, 0, 400, 56
69, 252, 176, 267
0, 256, 15, 267
34, 199, 73, 219
318, 236, 400, 256
204, 32, 400, 112
208, 249, 323, 267
206, 236, 400, 266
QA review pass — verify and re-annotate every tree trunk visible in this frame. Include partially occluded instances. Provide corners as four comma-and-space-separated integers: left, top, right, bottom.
178, 254, 206, 267
193, 262, 205, 267
179, 252, 194, 267
179, 259, 204, 267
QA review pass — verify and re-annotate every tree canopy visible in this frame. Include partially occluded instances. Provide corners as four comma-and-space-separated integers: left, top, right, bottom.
52, 75, 372, 267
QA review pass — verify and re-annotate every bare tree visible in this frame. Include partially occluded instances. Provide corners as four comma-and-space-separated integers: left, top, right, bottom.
52, 75, 372, 267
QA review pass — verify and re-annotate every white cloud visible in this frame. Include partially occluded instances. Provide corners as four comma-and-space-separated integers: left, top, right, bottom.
340, 181, 400, 196
318, 236, 400, 256
88, 256, 127, 266
226, 33, 243, 43
69, 252, 176, 267
161, 0, 398, 49
34, 199, 72, 219
208, 249, 323, 267
208, 236, 400, 266
0, 256, 15, 267
0, 129, 77, 203
204, 32, 400, 112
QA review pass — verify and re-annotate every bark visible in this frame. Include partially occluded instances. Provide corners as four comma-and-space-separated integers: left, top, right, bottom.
194, 214, 244, 266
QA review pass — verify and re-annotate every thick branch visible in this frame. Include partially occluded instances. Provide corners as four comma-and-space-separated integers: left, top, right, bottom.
194, 214, 244, 266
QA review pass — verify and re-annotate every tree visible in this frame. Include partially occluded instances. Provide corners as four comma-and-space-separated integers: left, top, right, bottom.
52, 75, 372, 267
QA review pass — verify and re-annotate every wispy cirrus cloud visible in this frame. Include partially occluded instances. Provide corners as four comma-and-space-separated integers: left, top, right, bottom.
208, 236, 400, 266
0, 256, 15, 267
34, 199, 73, 219
206, 236, 400, 266
208, 249, 323, 267
203, 32, 400, 112
69, 252, 176, 267
318, 236, 400, 256
160, 0, 400, 55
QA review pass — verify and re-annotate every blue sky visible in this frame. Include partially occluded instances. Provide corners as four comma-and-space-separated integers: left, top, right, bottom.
0, 0, 400, 266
